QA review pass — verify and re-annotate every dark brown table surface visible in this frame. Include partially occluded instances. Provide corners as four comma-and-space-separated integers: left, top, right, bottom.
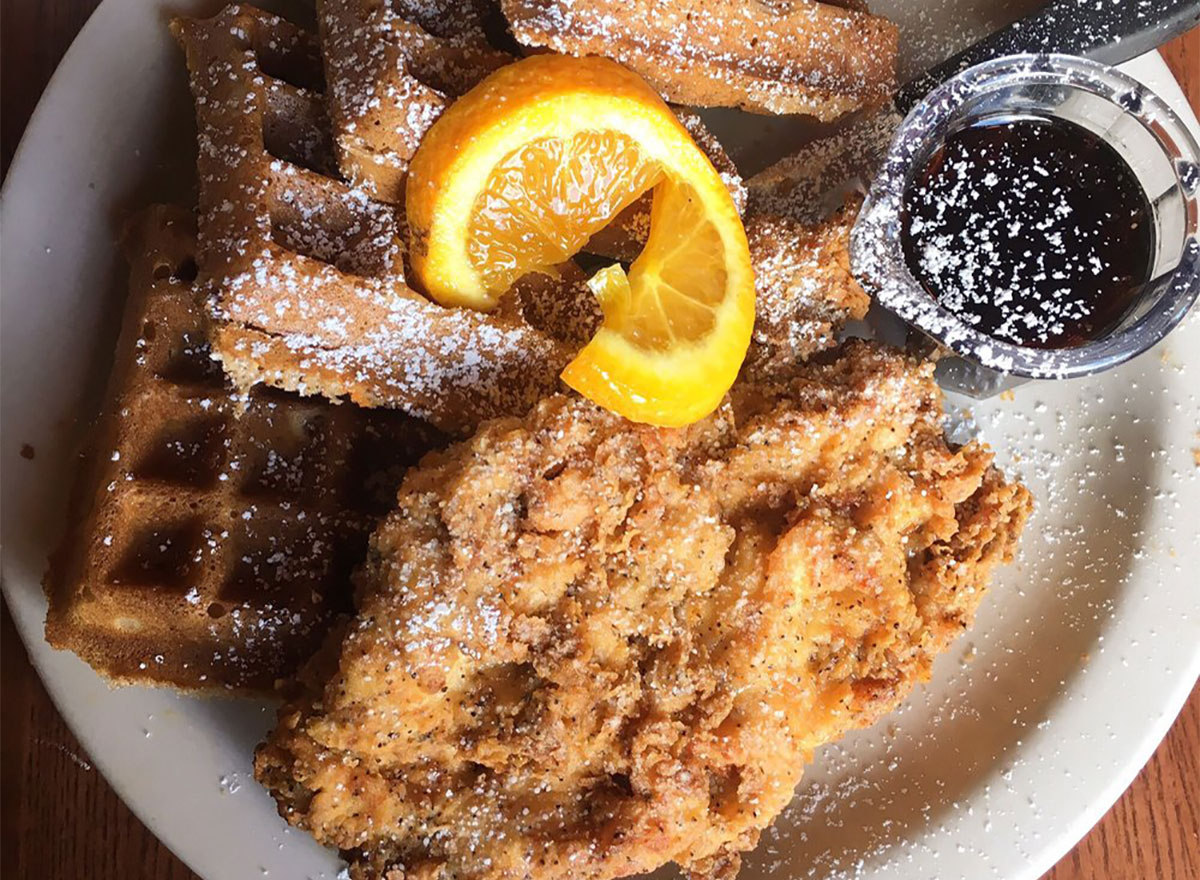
2, 4, 1198, 878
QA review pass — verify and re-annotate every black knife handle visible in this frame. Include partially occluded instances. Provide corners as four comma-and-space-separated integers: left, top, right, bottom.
896, 0, 1200, 114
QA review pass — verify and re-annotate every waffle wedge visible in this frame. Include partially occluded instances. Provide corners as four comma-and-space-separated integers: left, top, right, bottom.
318, 0, 512, 204
44, 206, 442, 694
746, 108, 901, 224
734, 114, 905, 379
502, 0, 899, 119
172, 5, 574, 437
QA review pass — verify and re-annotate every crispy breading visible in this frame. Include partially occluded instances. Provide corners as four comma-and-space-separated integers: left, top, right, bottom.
255, 341, 1031, 880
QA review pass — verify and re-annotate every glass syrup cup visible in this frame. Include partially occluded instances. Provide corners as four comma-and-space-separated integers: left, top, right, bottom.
852, 53, 1200, 397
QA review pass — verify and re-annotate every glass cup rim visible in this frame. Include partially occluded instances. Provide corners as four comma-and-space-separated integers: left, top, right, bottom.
851, 52, 1200, 380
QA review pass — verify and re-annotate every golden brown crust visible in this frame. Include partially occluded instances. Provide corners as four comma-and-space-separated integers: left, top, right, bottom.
256, 341, 1030, 878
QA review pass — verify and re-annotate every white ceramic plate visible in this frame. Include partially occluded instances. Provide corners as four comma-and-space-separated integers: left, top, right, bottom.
2, 2, 1198, 878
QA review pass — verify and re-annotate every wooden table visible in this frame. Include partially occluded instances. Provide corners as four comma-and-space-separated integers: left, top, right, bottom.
2, 3, 1197, 877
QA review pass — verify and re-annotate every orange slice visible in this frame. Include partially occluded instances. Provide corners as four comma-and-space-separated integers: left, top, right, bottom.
406, 54, 754, 426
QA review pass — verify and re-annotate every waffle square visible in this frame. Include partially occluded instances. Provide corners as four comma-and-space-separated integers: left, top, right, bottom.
44, 206, 442, 694
172, 5, 573, 437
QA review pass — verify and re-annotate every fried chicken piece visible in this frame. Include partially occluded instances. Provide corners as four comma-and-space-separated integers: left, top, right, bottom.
256, 342, 1031, 880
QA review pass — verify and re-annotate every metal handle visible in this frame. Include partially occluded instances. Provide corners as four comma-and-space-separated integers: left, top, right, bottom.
896, 0, 1200, 113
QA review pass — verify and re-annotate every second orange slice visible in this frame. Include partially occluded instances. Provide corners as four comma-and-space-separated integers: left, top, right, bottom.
406, 54, 754, 427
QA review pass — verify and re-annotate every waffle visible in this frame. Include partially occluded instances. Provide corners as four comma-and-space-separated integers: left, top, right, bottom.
502, 0, 899, 119
43, 206, 443, 694
746, 108, 901, 224
732, 115, 905, 379
318, 0, 512, 204
742, 202, 869, 380
172, 5, 573, 437
319, 0, 747, 244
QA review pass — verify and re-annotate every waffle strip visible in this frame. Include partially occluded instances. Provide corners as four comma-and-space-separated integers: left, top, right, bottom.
502, 0, 899, 119
172, 5, 573, 437
745, 108, 900, 224
729, 115, 911, 379
44, 206, 442, 694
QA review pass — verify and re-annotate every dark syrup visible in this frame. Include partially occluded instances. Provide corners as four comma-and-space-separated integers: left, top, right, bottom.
901, 114, 1154, 350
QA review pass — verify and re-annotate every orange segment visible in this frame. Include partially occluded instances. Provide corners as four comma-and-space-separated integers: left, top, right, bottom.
470, 132, 662, 296
564, 179, 754, 426
406, 54, 754, 426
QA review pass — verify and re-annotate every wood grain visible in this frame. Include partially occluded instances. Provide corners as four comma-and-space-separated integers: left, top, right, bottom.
1, 6, 1197, 879
2, 605, 197, 880
1043, 684, 1200, 880
1160, 28, 1199, 113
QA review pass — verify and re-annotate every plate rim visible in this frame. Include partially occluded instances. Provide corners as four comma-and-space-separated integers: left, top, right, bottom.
3, 2, 1199, 878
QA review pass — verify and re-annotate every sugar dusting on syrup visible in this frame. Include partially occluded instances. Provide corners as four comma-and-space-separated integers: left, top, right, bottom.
901, 115, 1153, 350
